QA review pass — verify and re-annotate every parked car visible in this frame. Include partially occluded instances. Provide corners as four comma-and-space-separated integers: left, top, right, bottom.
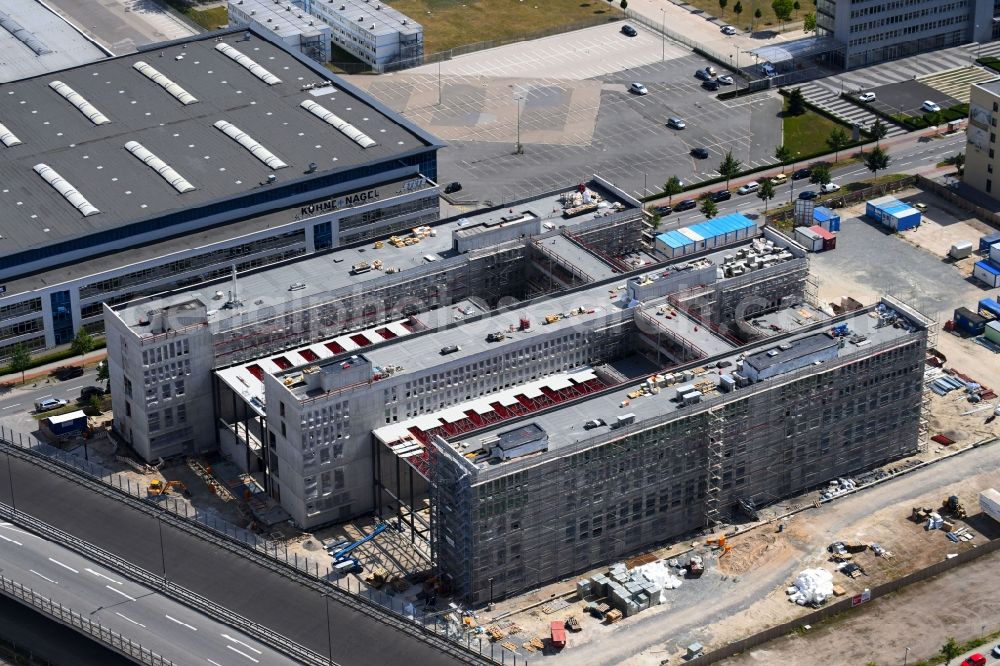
583, 418, 606, 430
922, 100, 941, 113
80, 386, 105, 401
858, 92, 876, 103
720, 25, 737, 35
701, 79, 720, 91
717, 75, 735, 85
653, 205, 673, 216
34, 397, 68, 413
792, 167, 812, 180
54, 366, 83, 381
710, 190, 732, 202
621, 24, 638, 37
443, 181, 462, 194
820, 182, 840, 193
706, 66, 717, 77
694, 68, 712, 81
960, 654, 986, 666
737, 181, 760, 195
666, 117, 686, 129
674, 199, 698, 212
798, 190, 818, 200
770, 173, 788, 186
630, 82, 649, 95
690, 147, 710, 159
991, 644, 1000, 658
760, 62, 776, 77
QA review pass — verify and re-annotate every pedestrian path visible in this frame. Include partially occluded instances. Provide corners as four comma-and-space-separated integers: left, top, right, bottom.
918, 66, 996, 104
796, 82, 908, 137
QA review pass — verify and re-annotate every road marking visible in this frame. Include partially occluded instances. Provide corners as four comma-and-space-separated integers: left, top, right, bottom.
29, 569, 57, 584
207, 660, 224, 666
225, 645, 260, 663
87, 568, 122, 584
221, 634, 262, 654
165, 614, 198, 631
48, 558, 78, 574
0, 534, 22, 546
115, 611, 146, 628
105, 585, 135, 601
0, 404, 21, 410
0, 524, 38, 539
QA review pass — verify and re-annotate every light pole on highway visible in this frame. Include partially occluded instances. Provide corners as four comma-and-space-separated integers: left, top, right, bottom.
514, 95, 524, 155
325, 593, 333, 666
4, 451, 15, 514
156, 514, 166, 582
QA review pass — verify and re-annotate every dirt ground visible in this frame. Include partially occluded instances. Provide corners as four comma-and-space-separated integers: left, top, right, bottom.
723, 547, 1000, 666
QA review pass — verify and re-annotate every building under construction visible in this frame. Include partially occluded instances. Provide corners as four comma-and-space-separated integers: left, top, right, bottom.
425, 297, 932, 604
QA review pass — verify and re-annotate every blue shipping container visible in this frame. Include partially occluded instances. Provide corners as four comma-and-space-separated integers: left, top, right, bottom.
813, 207, 840, 232
979, 298, 1000, 320
954, 307, 987, 335
980, 232, 1000, 253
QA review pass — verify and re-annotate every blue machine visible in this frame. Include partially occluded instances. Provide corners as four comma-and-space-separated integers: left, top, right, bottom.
332, 522, 391, 561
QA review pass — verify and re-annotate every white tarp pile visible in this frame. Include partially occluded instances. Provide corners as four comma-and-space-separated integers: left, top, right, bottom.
633, 561, 683, 604
787, 568, 833, 606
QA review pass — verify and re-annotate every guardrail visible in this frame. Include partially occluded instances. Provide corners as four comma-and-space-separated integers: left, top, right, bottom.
0, 571, 173, 666
0, 433, 503, 665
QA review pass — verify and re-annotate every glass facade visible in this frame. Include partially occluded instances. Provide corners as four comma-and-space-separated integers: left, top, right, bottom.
50, 290, 73, 345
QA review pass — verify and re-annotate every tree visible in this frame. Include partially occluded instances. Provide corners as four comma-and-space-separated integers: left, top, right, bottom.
651, 212, 662, 231
940, 637, 960, 665
809, 163, 832, 186
70, 328, 94, 360
826, 127, 849, 162
926, 111, 943, 133
718, 150, 742, 190
870, 118, 888, 146
734, 1, 743, 24
753, 8, 762, 31
772, 0, 794, 29
954, 151, 966, 175
774, 144, 793, 165
793, 0, 800, 10
719, 0, 728, 17
663, 175, 684, 204
786, 87, 807, 116
97, 360, 109, 385
804, 12, 816, 32
757, 178, 776, 211
620, 0, 627, 8
87, 394, 104, 416
699, 197, 718, 219
864, 145, 890, 181
9, 344, 31, 384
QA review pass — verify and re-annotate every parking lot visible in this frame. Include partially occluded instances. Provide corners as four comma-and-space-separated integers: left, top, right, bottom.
352, 23, 782, 203
866, 79, 962, 119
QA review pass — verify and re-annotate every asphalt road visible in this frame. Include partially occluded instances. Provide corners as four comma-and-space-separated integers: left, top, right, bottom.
0, 518, 298, 666
0, 366, 104, 437
0, 455, 472, 666
650, 132, 967, 230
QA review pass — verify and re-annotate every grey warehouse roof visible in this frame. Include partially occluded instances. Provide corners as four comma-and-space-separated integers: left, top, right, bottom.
0, 0, 106, 84
0, 27, 437, 261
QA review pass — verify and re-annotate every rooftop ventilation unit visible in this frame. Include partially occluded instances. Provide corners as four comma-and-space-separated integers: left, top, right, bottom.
124, 141, 196, 193
133, 61, 198, 105
215, 43, 282, 85
48, 81, 110, 125
0, 11, 52, 55
0, 123, 21, 147
213, 120, 288, 169
33, 163, 100, 217
300, 100, 377, 149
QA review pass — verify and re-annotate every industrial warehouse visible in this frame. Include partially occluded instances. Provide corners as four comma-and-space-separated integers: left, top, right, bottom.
0, 25, 442, 357
104, 163, 937, 600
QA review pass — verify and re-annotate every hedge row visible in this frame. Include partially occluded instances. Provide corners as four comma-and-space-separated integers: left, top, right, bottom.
2, 338, 107, 377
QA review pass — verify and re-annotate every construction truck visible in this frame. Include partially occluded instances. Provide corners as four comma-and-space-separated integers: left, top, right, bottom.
942, 495, 968, 519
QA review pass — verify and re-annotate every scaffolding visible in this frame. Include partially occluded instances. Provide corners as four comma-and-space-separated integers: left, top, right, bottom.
705, 405, 725, 527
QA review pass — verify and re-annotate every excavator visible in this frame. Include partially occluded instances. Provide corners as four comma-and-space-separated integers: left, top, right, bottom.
147, 479, 190, 498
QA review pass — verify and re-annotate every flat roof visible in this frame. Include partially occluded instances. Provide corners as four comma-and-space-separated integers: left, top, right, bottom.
113, 181, 635, 327
0, 0, 106, 83
744, 332, 839, 373
232, 0, 331, 38
313, 0, 422, 37
451, 302, 923, 469
544, 235, 618, 281
0, 27, 435, 264
974, 79, 1000, 97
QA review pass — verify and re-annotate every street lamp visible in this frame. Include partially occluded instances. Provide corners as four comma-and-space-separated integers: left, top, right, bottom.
325, 593, 334, 666
156, 514, 166, 582
661, 9, 666, 62
903, 646, 910, 666
514, 96, 524, 155
4, 451, 15, 514
488, 577, 495, 611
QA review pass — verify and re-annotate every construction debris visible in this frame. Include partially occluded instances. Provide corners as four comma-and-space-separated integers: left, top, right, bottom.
787, 569, 834, 606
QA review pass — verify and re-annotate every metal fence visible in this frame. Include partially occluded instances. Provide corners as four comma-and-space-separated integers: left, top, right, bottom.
0, 572, 173, 666
688, 533, 1000, 664
765, 175, 918, 226
0, 431, 513, 665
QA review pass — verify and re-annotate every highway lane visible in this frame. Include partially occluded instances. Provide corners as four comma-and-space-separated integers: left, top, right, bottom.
0, 453, 475, 666
0, 519, 297, 666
